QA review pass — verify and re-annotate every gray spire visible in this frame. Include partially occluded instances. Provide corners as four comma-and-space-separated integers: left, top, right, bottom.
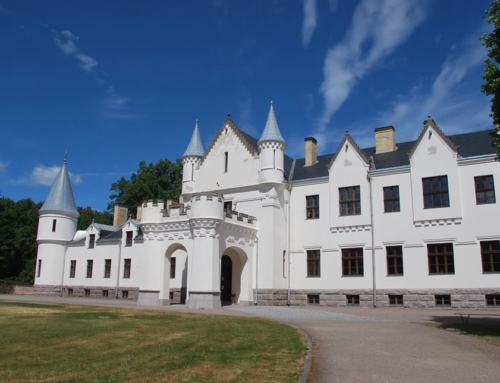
39, 154, 79, 215
258, 101, 285, 144
182, 120, 205, 157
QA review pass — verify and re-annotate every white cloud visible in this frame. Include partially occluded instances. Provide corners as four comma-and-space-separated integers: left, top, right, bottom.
52, 29, 98, 72
0, 160, 9, 171
318, 0, 427, 142
301, 0, 317, 48
101, 86, 138, 119
30, 165, 82, 186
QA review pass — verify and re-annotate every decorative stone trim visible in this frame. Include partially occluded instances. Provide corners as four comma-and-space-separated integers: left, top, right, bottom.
253, 288, 500, 308
414, 218, 462, 227
330, 225, 371, 233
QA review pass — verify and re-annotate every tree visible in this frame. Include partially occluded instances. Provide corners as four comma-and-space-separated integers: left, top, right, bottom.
108, 159, 183, 217
481, 0, 500, 159
77, 207, 113, 230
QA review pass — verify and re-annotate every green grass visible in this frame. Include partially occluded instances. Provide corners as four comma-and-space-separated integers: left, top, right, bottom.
423, 322, 500, 343
0, 301, 306, 383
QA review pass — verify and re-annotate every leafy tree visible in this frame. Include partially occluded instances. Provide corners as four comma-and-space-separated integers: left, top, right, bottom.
481, 0, 500, 159
108, 159, 183, 217
77, 207, 113, 230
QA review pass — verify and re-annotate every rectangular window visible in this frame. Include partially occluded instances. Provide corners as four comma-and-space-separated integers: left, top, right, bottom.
346, 295, 360, 306
342, 248, 364, 276
86, 260, 93, 278
475, 175, 496, 204
102, 290, 108, 297
69, 260, 76, 278
283, 250, 286, 278
224, 152, 228, 172
84, 289, 90, 297
307, 250, 320, 277
89, 234, 96, 249
52, 219, 57, 232
389, 295, 403, 306
37, 259, 42, 277
170, 257, 176, 279
104, 259, 111, 278
435, 294, 451, 306
339, 186, 361, 216
427, 243, 454, 274
122, 290, 129, 298
386, 246, 403, 275
123, 259, 131, 279
481, 241, 500, 273
68, 288, 73, 296
422, 176, 449, 208
307, 294, 320, 305
306, 195, 319, 219
125, 231, 133, 247
486, 294, 500, 306
383, 186, 400, 212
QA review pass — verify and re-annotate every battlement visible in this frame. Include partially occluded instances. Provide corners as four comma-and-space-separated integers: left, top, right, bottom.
189, 192, 225, 221
140, 199, 165, 222
225, 210, 256, 225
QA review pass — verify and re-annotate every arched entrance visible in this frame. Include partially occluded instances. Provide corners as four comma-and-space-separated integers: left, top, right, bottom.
165, 243, 188, 304
220, 255, 233, 304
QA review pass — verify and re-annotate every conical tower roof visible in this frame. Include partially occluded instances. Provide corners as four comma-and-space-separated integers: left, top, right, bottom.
258, 101, 285, 144
39, 154, 79, 215
182, 120, 205, 157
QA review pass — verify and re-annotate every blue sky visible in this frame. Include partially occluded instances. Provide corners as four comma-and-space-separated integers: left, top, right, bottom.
0, 0, 494, 211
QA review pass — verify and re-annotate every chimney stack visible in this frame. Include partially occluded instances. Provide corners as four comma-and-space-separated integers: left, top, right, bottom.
136, 205, 142, 220
304, 137, 317, 166
113, 205, 128, 226
375, 126, 396, 153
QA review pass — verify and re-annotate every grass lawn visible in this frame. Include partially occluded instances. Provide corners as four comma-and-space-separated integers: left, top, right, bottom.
0, 301, 306, 383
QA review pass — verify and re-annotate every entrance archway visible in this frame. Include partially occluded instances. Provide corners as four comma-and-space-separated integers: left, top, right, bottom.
165, 243, 188, 304
220, 255, 233, 304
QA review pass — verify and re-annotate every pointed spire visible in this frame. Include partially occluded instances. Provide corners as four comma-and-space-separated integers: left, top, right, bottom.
39, 154, 79, 215
258, 101, 285, 144
182, 120, 205, 157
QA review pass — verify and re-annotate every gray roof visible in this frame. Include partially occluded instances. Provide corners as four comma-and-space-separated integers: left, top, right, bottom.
258, 102, 285, 144
39, 155, 79, 215
292, 129, 496, 181
183, 120, 205, 157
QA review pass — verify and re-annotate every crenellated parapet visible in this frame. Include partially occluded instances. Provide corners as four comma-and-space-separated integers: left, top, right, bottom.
189, 192, 225, 221
140, 199, 165, 222
258, 141, 285, 151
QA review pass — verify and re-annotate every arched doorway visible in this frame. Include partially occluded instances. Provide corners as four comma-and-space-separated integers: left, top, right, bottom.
220, 255, 232, 304
165, 243, 188, 304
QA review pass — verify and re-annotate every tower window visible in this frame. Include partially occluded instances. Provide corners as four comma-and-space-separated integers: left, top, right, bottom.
224, 152, 228, 173
37, 260, 42, 278
273, 149, 276, 169
52, 219, 57, 232
191, 163, 194, 181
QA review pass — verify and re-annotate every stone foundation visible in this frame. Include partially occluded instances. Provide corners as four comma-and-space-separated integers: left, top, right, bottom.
187, 291, 221, 309
0, 285, 34, 295
169, 288, 187, 304
33, 285, 139, 300
254, 288, 500, 309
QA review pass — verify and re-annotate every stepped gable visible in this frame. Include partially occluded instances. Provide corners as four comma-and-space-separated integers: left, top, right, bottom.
39, 154, 79, 215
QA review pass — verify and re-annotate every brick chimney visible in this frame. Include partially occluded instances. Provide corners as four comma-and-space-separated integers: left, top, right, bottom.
375, 126, 396, 153
113, 205, 128, 226
136, 205, 142, 220
304, 137, 317, 166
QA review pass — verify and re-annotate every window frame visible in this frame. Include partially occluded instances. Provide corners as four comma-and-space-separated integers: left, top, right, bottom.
422, 176, 450, 209
307, 294, 320, 305
342, 248, 364, 276
86, 260, 93, 278
69, 260, 76, 278
123, 258, 131, 279
170, 257, 176, 279
481, 240, 500, 273
475, 175, 496, 204
306, 195, 320, 219
427, 243, 454, 274
125, 231, 133, 247
37, 259, 42, 278
339, 186, 361, 216
104, 259, 111, 278
52, 219, 57, 232
386, 246, 404, 276
306, 250, 321, 277
383, 186, 400, 213
88, 234, 96, 249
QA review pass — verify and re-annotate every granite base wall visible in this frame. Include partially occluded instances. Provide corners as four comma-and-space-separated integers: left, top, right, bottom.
254, 288, 500, 308
169, 288, 187, 304
0, 285, 34, 295
33, 285, 139, 300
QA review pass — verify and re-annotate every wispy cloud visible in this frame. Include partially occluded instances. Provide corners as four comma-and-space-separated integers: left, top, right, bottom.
30, 165, 82, 186
52, 29, 98, 72
0, 160, 9, 171
301, 0, 317, 48
0, 3, 16, 17
316, 0, 427, 149
101, 85, 137, 119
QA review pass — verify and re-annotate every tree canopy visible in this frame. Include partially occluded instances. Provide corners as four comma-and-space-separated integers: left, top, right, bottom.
481, 0, 500, 158
108, 159, 183, 217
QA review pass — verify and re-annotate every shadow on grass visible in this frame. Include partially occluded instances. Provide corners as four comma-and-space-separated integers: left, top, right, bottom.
422, 314, 500, 343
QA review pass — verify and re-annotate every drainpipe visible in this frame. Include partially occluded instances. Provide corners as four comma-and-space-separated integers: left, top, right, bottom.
254, 233, 258, 305
287, 160, 296, 306
59, 242, 68, 297
368, 168, 377, 308
115, 239, 122, 299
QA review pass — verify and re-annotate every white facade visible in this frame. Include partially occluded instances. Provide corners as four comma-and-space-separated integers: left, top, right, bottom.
34, 110, 500, 309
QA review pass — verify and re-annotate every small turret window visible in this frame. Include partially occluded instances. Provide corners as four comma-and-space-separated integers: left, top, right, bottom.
52, 219, 57, 232
37, 260, 42, 277
224, 152, 228, 173
273, 149, 276, 169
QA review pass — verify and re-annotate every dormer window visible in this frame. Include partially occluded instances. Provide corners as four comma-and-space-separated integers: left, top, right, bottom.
125, 231, 133, 247
89, 234, 96, 249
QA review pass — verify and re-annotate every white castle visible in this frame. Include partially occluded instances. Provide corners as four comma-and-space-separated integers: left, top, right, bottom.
34, 103, 500, 309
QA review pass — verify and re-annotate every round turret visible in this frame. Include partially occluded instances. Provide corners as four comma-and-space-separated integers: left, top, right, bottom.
189, 192, 225, 221
182, 120, 205, 194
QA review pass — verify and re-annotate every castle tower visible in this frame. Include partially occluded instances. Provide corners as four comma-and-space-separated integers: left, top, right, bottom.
182, 120, 204, 195
258, 101, 286, 185
35, 154, 79, 292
